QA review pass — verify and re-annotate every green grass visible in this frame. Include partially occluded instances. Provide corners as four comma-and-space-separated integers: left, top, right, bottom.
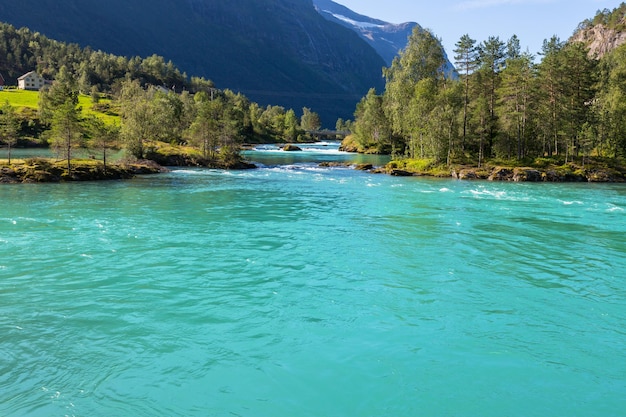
0, 89, 119, 125
0, 89, 40, 108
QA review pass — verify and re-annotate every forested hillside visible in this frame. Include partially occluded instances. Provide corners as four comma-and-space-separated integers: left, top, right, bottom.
0, 0, 386, 124
0, 23, 192, 92
0, 22, 333, 174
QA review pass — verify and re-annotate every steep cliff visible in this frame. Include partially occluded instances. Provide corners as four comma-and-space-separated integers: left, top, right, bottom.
570, 5, 626, 58
570, 23, 626, 58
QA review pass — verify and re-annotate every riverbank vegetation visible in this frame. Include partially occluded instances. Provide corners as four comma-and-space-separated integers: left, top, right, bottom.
349, 6, 626, 177
0, 21, 324, 174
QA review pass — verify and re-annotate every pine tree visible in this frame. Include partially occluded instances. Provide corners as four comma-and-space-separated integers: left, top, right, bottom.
39, 65, 82, 173
477, 36, 506, 159
454, 34, 479, 149
497, 40, 536, 160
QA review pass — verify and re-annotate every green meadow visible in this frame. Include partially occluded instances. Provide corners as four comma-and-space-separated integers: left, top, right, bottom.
0, 88, 119, 125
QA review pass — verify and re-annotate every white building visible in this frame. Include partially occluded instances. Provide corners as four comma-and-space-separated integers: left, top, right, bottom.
18, 71, 46, 91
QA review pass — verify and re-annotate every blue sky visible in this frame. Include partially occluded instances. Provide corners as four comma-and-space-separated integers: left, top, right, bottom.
332, 0, 619, 59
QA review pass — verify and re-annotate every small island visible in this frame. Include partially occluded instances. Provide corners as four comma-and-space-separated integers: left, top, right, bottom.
0, 158, 166, 184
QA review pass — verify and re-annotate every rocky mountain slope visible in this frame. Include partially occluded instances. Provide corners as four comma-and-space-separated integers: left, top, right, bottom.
570, 4, 626, 58
0, 0, 386, 123
313, 0, 419, 65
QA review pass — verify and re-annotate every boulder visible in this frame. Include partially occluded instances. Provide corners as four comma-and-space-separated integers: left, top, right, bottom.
457, 169, 479, 180
586, 169, 625, 182
282, 144, 302, 152
513, 168, 542, 182
488, 167, 514, 181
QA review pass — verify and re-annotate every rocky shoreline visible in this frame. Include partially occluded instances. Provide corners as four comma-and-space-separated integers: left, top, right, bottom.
3, 157, 625, 184
321, 161, 626, 183
381, 165, 626, 182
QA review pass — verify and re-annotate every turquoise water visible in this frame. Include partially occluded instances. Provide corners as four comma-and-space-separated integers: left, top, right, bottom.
1, 145, 626, 416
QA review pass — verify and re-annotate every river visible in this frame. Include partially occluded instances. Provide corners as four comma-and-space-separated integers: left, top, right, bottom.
1, 143, 625, 416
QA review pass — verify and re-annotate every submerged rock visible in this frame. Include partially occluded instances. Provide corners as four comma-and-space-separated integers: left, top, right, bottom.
389, 169, 414, 177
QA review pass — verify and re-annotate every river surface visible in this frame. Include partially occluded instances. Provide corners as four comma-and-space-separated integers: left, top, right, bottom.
1, 143, 625, 416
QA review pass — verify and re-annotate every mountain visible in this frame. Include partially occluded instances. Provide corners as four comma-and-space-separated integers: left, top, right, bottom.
0, 0, 386, 124
570, 4, 626, 59
312, 0, 455, 75
312, 0, 418, 65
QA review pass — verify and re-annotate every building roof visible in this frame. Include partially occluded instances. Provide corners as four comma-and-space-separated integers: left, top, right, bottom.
18, 71, 41, 80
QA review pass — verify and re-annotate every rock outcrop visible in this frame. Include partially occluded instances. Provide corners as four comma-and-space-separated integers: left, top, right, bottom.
282, 144, 303, 152
570, 24, 626, 58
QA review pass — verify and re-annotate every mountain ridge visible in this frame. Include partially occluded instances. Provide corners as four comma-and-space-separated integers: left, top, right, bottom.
312, 0, 455, 76
312, 0, 418, 66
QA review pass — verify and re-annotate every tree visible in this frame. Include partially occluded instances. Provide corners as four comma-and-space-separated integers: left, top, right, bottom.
594, 43, 626, 157
476, 36, 506, 159
283, 109, 300, 142
300, 107, 321, 132
151, 89, 185, 143
383, 27, 447, 157
0, 101, 20, 164
39, 65, 79, 122
536, 36, 566, 157
119, 79, 157, 159
497, 47, 536, 159
187, 93, 222, 160
352, 88, 392, 153
454, 34, 479, 149
39, 65, 82, 173
85, 115, 119, 173
49, 99, 82, 173
558, 42, 596, 162
433, 80, 463, 165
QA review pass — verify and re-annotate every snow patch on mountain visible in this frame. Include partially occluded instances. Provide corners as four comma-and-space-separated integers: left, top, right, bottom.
325, 11, 385, 29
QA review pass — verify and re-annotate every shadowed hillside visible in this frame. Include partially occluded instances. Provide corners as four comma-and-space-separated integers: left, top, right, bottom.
0, 0, 386, 124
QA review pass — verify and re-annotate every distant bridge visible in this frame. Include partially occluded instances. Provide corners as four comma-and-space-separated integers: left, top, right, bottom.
306, 130, 350, 139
